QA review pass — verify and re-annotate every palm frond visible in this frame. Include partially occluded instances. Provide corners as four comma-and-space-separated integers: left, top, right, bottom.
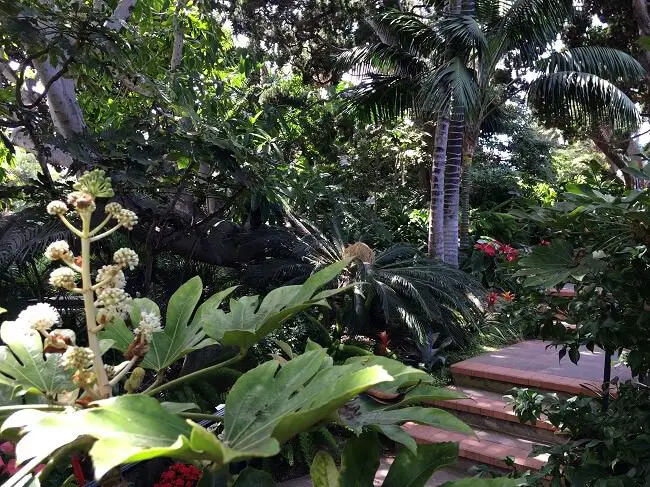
544, 47, 646, 83
497, 0, 574, 62
527, 71, 641, 132
420, 57, 480, 115
0, 207, 68, 273
336, 44, 428, 78
371, 9, 440, 58
436, 14, 488, 56
374, 244, 418, 266
340, 75, 421, 122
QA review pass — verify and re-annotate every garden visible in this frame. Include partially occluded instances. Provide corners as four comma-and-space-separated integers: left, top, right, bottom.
0, 0, 649, 486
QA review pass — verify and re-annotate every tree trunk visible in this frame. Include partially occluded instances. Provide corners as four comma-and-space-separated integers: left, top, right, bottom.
443, 106, 463, 268
459, 154, 472, 252
427, 118, 450, 259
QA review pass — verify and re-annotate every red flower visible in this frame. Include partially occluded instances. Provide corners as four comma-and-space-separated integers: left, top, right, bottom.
500, 244, 519, 262
377, 331, 390, 346
487, 291, 499, 307
0, 442, 15, 456
502, 291, 515, 302
155, 464, 202, 487
540, 239, 550, 246
474, 242, 497, 257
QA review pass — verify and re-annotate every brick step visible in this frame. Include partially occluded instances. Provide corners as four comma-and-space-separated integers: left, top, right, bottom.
403, 423, 549, 473
449, 340, 625, 397
430, 387, 560, 444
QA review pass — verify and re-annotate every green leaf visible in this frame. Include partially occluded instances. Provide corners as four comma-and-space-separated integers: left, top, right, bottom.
344, 356, 442, 395
339, 396, 472, 437
441, 478, 524, 487
223, 348, 393, 451
100, 282, 237, 371
0, 321, 74, 396
514, 240, 605, 288
310, 451, 340, 487
204, 261, 350, 352
339, 432, 381, 487
375, 424, 418, 454
232, 468, 276, 486
391, 384, 467, 407
383, 443, 458, 487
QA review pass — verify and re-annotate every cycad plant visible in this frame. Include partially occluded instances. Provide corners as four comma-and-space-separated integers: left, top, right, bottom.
245, 221, 485, 352
341, 0, 645, 266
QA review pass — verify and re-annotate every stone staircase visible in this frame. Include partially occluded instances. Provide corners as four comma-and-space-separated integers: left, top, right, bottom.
403, 340, 632, 477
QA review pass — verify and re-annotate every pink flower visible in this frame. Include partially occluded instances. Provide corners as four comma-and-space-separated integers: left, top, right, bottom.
487, 291, 499, 307
0, 442, 14, 456
475, 242, 497, 257
540, 239, 550, 246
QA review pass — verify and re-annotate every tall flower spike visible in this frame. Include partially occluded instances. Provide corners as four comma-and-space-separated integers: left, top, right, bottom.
47, 200, 68, 216
74, 169, 114, 198
16, 303, 60, 331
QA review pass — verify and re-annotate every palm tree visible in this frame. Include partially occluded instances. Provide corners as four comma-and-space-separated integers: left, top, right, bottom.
341, 0, 645, 266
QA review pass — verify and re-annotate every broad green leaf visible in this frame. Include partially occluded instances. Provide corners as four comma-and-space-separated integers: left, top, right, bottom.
344, 356, 442, 395
441, 478, 524, 487
376, 424, 418, 454
204, 261, 350, 352
223, 348, 392, 450
339, 432, 381, 487
232, 468, 276, 486
0, 321, 74, 396
339, 396, 472, 437
514, 240, 605, 288
3, 349, 394, 482
310, 451, 340, 487
1, 395, 246, 481
383, 443, 458, 487
388, 384, 466, 408
99, 282, 237, 371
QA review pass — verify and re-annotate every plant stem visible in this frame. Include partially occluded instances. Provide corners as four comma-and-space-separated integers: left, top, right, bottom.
145, 352, 244, 396
109, 356, 138, 386
177, 412, 225, 422
89, 214, 112, 236
90, 223, 122, 242
142, 374, 164, 394
0, 404, 65, 414
80, 212, 112, 398
58, 215, 83, 237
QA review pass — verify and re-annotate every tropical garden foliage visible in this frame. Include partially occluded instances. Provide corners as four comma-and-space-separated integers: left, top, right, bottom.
1, 0, 650, 485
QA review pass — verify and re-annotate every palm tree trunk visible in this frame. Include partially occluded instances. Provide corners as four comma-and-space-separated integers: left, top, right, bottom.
427, 118, 450, 259
458, 0, 476, 259
443, 107, 463, 268
459, 136, 476, 253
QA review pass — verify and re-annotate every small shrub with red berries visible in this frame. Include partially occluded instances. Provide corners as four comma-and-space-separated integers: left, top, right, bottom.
153, 463, 202, 487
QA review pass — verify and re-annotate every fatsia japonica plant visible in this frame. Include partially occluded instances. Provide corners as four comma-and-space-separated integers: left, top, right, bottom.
0, 170, 483, 487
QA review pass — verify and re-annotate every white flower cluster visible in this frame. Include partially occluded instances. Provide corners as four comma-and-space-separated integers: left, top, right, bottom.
104, 202, 123, 215
96, 265, 126, 289
95, 287, 132, 320
115, 209, 138, 230
113, 248, 139, 270
60, 346, 94, 370
49, 267, 77, 290
45, 240, 72, 261
134, 311, 162, 338
16, 303, 60, 332
46, 200, 68, 216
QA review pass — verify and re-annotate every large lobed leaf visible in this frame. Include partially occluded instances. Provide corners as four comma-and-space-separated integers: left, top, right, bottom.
2, 348, 392, 482
204, 260, 351, 353
100, 279, 237, 371
514, 240, 606, 288
0, 321, 74, 397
